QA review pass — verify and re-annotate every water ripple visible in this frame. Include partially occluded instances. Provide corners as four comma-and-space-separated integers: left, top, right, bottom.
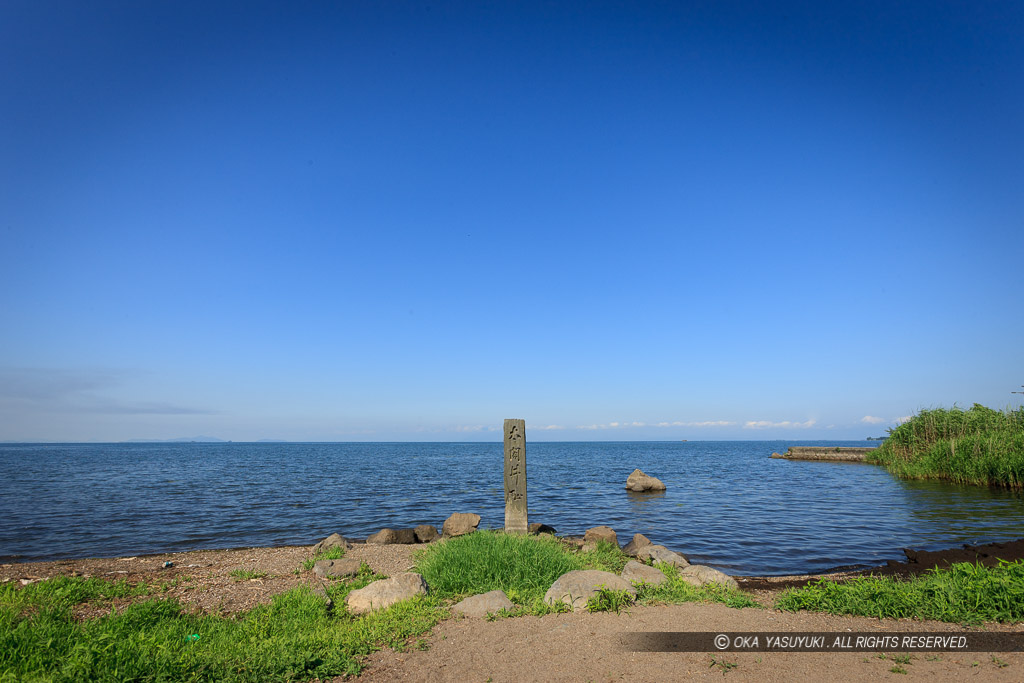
1, 441, 1023, 574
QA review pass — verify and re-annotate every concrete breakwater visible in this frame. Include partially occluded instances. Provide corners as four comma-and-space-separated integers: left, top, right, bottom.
770, 446, 877, 462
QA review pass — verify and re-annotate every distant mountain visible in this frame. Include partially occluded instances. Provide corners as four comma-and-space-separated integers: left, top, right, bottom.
123, 436, 227, 443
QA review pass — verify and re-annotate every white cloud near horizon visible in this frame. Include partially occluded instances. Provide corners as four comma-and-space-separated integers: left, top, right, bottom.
862, 414, 914, 426
743, 419, 817, 429
578, 419, 736, 430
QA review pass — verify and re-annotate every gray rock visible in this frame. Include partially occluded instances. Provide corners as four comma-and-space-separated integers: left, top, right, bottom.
313, 557, 362, 579
583, 525, 618, 547
442, 512, 481, 538
393, 528, 417, 544
366, 528, 399, 545
414, 524, 439, 543
622, 533, 652, 557
452, 589, 514, 617
543, 570, 636, 611
679, 565, 739, 590
625, 468, 667, 492
528, 523, 557, 536
637, 544, 689, 568
621, 560, 667, 586
312, 533, 351, 555
345, 572, 429, 615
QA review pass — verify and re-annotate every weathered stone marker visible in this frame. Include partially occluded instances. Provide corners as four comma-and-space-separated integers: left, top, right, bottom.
503, 418, 528, 533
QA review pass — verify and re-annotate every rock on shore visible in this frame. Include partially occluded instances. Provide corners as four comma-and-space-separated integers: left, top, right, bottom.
583, 525, 618, 548
678, 564, 739, 590
442, 513, 481, 538
313, 557, 361, 578
312, 533, 351, 554
637, 544, 689, 568
367, 528, 417, 545
622, 533, 652, 556
345, 572, 429, 615
621, 560, 667, 586
452, 590, 514, 617
544, 569, 637, 611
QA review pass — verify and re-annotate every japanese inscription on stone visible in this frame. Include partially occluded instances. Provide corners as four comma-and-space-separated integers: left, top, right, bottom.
503, 418, 528, 533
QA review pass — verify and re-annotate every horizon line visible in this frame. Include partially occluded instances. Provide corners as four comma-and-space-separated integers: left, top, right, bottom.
0, 437, 885, 445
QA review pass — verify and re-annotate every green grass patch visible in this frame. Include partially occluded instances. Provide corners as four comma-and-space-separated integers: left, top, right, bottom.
775, 560, 1024, 624
415, 530, 596, 605
578, 540, 631, 573
486, 599, 574, 619
709, 656, 738, 673
417, 533, 755, 616
301, 545, 345, 572
586, 587, 634, 614
228, 569, 268, 582
1, 575, 153, 615
867, 404, 1024, 488
1, 536, 764, 679
327, 562, 379, 587
636, 563, 761, 609
1, 572, 446, 681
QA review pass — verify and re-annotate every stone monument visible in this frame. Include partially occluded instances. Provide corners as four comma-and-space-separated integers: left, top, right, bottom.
503, 418, 528, 533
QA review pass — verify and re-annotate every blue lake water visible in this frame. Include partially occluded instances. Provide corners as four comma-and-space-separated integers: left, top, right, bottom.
2, 441, 1023, 575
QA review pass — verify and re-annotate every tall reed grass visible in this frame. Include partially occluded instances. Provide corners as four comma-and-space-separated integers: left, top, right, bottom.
867, 404, 1024, 488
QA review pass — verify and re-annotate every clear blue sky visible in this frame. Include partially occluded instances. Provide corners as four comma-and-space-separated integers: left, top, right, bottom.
2, 1, 1022, 442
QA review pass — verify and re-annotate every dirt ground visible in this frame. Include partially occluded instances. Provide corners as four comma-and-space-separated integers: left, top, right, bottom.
359, 603, 1024, 682
0, 543, 416, 617
3, 540, 1023, 681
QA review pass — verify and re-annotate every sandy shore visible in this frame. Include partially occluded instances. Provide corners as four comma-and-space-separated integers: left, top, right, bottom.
3, 542, 1023, 681
361, 602, 1024, 682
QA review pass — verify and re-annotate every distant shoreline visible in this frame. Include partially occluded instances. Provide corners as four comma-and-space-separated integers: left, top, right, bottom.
2, 438, 887, 445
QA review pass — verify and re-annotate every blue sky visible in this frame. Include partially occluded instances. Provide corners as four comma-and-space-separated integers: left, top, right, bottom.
2, 1, 1022, 442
